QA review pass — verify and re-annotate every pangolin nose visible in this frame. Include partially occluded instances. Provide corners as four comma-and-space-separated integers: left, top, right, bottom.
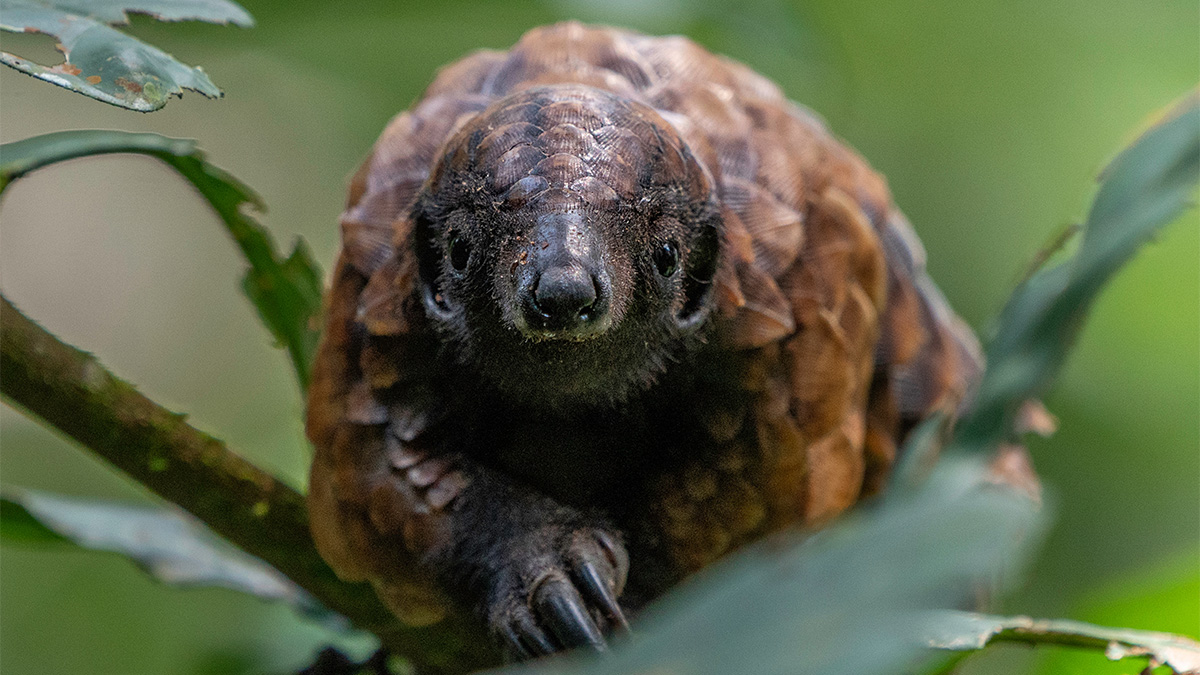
527, 264, 602, 333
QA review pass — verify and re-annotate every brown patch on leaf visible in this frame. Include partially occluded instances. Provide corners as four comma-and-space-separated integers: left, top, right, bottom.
115, 77, 143, 94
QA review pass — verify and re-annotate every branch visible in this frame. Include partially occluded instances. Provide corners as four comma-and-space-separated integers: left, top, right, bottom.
0, 293, 495, 674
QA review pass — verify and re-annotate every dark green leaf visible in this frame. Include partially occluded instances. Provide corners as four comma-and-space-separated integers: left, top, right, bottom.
955, 92, 1199, 450
1, 489, 322, 611
1083, 95, 1200, 269
0, 0, 252, 111
926, 611, 1200, 674
0, 130, 323, 389
498, 457, 1043, 675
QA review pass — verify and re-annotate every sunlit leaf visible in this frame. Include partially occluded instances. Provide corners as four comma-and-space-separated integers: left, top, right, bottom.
927, 610, 1200, 674
955, 92, 1200, 451
492, 457, 1043, 675
0, 130, 323, 389
0, 0, 252, 111
0, 489, 322, 611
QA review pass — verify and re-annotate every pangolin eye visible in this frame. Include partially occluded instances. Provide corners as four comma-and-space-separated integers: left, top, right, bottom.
653, 241, 680, 277
448, 231, 471, 271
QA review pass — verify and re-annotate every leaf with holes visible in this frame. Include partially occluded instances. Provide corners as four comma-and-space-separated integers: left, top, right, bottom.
0, 0, 252, 111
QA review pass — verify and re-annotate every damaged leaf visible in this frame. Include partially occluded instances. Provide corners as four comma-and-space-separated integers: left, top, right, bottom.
0, 0, 252, 111
0, 489, 323, 614
0, 130, 323, 389
925, 611, 1200, 674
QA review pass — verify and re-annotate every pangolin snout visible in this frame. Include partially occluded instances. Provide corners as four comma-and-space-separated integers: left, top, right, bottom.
514, 212, 612, 338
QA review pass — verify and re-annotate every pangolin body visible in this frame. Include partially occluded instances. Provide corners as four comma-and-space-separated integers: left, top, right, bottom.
306, 22, 982, 658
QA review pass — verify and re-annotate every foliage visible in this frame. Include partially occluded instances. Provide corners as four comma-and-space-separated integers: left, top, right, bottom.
495, 456, 1045, 675
956, 93, 1200, 451
0, 130, 324, 390
0, 7, 1197, 675
1035, 551, 1200, 675
0, 0, 251, 111
0, 490, 323, 614
927, 610, 1200, 674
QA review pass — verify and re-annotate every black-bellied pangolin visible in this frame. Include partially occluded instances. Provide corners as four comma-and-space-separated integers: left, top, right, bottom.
306, 22, 983, 659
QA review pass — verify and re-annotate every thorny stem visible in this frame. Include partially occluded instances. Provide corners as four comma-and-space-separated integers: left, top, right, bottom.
0, 293, 496, 674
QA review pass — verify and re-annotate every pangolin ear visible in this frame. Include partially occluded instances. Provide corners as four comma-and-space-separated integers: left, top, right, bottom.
677, 218, 721, 326
358, 253, 420, 337
411, 211, 439, 281
410, 210, 459, 321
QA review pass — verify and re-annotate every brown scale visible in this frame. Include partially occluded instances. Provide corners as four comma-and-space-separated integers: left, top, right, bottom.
306, 22, 985, 642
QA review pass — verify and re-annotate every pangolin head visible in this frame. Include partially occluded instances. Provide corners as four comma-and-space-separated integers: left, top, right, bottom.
410, 85, 723, 408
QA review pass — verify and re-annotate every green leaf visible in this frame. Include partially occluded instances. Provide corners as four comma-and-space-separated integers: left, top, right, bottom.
0, 0, 252, 111
498, 457, 1043, 675
927, 611, 1200, 674
0, 130, 323, 389
955, 92, 1200, 451
0, 489, 323, 612
241, 237, 324, 392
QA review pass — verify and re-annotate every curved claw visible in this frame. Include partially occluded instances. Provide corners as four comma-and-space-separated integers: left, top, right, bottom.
533, 575, 607, 651
501, 623, 534, 661
516, 612, 557, 655
575, 559, 631, 634
593, 530, 630, 596
502, 611, 558, 661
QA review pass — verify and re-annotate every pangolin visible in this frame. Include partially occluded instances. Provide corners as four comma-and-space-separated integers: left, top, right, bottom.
306, 21, 983, 659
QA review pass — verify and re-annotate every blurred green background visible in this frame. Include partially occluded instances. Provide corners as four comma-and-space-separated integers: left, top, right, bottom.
0, 0, 1195, 673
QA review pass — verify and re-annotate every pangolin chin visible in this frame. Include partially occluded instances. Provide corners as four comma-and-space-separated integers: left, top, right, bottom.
306, 21, 983, 660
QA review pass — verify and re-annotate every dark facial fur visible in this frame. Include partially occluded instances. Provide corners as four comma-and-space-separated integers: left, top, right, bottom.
411, 85, 722, 410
